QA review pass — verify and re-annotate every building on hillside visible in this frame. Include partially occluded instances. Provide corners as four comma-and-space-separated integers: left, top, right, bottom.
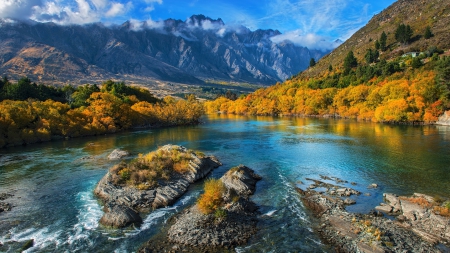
401, 52, 420, 58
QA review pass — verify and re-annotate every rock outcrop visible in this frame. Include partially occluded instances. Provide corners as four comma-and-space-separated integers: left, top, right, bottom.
139, 165, 261, 253
94, 144, 221, 228
297, 177, 449, 252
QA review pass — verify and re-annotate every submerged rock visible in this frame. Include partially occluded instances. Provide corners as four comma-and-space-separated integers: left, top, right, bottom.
139, 165, 261, 252
0, 193, 13, 213
95, 144, 221, 228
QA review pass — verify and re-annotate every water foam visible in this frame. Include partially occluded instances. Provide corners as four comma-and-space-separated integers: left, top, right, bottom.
66, 187, 103, 249
1, 226, 64, 252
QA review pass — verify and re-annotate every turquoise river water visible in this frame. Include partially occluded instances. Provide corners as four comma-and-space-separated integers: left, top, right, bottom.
1, 114, 450, 252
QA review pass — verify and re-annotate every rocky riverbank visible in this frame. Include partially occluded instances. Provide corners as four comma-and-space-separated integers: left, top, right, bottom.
139, 165, 262, 253
297, 176, 450, 252
94, 144, 221, 228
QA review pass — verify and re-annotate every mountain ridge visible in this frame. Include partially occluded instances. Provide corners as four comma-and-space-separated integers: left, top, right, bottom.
0, 15, 329, 86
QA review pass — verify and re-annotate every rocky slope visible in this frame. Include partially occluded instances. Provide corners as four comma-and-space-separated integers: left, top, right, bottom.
297, 177, 450, 252
94, 145, 221, 228
139, 165, 262, 253
0, 15, 327, 86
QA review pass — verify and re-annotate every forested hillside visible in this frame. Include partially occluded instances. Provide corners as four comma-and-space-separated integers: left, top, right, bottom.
205, 0, 450, 124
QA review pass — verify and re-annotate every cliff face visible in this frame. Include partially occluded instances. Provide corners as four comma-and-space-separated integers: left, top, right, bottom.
0, 16, 328, 85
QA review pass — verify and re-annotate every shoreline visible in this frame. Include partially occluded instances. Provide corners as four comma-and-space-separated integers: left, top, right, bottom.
296, 176, 450, 252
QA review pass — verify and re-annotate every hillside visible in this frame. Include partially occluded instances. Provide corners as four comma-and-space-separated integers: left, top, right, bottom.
302, 0, 450, 78
0, 15, 327, 87
205, 0, 450, 123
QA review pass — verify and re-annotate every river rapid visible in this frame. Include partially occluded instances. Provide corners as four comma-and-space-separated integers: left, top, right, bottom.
1, 114, 450, 252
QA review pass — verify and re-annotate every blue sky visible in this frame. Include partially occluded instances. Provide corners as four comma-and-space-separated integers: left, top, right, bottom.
0, 0, 395, 47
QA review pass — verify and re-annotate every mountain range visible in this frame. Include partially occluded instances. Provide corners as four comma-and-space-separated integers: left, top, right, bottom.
0, 15, 331, 86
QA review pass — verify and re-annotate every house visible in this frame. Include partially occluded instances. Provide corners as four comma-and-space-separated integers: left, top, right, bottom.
402, 52, 420, 58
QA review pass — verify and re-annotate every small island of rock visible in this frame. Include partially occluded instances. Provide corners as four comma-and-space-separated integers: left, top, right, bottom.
94, 144, 222, 228
139, 165, 262, 253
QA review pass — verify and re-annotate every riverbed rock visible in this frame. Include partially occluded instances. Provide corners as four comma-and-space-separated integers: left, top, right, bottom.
297, 178, 450, 252
139, 166, 261, 252
95, 144, 221, 228
0, 193, 13, 213
99, 204, 142, 228
107, 149, 129, 160
221, 165, 262, 197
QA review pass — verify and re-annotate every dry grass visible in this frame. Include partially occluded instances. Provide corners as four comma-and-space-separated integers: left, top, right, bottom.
400, 196, 433, 208
110, 147, 195, 189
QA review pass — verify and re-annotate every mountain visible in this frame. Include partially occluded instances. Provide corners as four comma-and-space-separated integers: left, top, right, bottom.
204, 0, 450, 123
0, 15, 328, 86
301, 0, 450, 78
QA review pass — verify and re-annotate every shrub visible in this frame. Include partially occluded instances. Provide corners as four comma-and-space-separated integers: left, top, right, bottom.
433, 206, 450, 217
214, 208, 227, 220
119, 168, 131, 181
197, 178, 226, 214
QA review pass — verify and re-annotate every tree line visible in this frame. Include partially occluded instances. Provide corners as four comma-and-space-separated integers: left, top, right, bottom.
0, 79, 203, 148
205, 52, 450, 124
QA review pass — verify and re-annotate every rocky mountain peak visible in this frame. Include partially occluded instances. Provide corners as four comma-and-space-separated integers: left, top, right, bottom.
0, 15, 330, 86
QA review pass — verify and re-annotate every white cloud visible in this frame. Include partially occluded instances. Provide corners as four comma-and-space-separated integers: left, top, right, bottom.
143, 0, 162, 12
270, 29, 340, 51
0, 0, 142, 25
128, 17, 164, 31
0, 0, 42, 20
105, 2, 132, 17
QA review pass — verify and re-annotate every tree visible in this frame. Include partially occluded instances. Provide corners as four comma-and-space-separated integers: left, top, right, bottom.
395, 24, 413, 44
379, 31, 387, 51
411, 57, 422, 69
309, 58, 316, 67
424, 26, 433, 39
343, 51, 358, 74
365, 49, 379, 64
374, 40, 380, 50
435, 56, 450, 101
328, 64, 333, 72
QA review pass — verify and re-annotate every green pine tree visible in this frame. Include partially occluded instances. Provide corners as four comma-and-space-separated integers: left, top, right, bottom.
379, 31, 387, 51
424, 26, 433, 39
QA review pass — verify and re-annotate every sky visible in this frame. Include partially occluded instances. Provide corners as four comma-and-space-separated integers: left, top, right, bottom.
0, 0, 396, 50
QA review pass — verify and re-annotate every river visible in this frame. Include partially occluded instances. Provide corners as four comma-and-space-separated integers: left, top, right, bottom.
1, 114, 450, 252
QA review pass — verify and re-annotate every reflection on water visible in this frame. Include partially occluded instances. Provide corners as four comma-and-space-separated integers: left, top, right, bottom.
0, 114, 449, 252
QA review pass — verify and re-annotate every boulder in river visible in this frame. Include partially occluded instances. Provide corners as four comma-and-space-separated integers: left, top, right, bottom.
107, 149, 130, 160
95, 144, 221, 228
